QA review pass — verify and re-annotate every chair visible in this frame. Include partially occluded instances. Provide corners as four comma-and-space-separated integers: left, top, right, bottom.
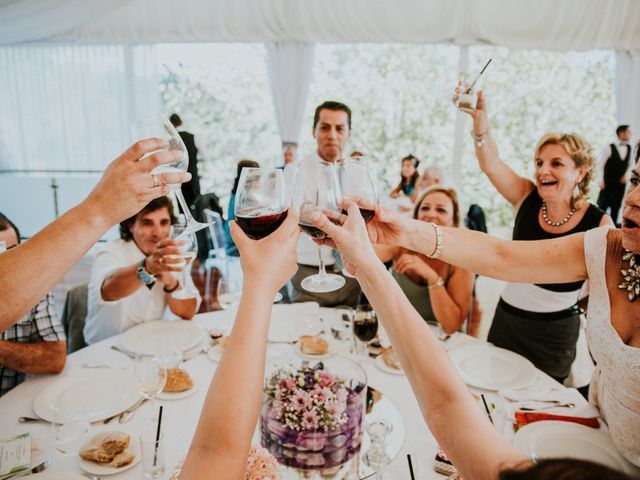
61, 283, 88, 353
203, 208, 228, 259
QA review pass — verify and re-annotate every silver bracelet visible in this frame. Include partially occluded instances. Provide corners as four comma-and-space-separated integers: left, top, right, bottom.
428, 223, 443, 259
470, 127, 490, 148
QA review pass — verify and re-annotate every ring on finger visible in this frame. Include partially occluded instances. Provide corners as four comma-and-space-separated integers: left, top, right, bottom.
152, 173, 161, 188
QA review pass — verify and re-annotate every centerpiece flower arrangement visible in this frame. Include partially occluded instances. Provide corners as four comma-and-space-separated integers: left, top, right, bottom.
261, 357, 366, 472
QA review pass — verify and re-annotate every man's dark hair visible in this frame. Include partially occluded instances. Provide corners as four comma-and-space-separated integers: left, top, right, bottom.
0, 212, 20, 245
313, 101, 352, 130
616, 124, 630, 138
231, 159, 260, 194
169, 114, 182, 128
119, 196, 176, 241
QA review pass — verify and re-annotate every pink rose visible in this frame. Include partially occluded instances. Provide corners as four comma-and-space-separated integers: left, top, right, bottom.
318, 371, 335, 388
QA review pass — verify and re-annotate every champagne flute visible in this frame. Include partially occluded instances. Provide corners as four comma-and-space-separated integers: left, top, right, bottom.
292, 160, 345, 293
134, 355, 167, 407
168, 223, 199, 300
339, 155, 379, 277
131, 114, 207, 233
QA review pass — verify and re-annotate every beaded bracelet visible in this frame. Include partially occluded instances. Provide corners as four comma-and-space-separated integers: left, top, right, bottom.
428, 223, 443, 259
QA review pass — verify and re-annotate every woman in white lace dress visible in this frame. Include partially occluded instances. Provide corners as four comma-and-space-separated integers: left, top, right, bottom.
311, 148, 640, 468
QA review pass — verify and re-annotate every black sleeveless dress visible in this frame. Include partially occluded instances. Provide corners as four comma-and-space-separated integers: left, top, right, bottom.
487, 190, 605, 382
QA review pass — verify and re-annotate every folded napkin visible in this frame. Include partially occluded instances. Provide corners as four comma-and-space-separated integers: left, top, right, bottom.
500, 387, 600, 420
514, 411, 600, 429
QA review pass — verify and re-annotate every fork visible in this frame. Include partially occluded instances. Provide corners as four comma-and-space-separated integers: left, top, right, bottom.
518, 402, 576, 411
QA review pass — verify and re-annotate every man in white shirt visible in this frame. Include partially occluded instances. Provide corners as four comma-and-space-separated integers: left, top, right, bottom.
597, 125, 633, 225
290, 101, 362, 307
84, 196, 200, 344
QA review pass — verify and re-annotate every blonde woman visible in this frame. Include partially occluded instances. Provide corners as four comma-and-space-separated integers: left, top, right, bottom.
454, 88, 613, 382
377, 186, 474, 334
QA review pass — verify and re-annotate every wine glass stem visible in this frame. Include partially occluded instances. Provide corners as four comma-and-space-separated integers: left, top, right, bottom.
316, 243, 327, 277
174, 188, 197, 226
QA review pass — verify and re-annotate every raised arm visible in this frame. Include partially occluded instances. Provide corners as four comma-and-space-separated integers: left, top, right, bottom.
0, 140, 190, 331
311, 203, 526, 479
455, 88, 533, 208
180, 210, 299, 480
364, 207, 587, 285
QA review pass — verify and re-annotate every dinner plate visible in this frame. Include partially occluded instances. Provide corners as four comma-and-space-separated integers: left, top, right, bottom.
78, 432, 141, 475
120, 320, 204, 355
33, 370, 140, 423
374, 355, 404, 376
513, 421, 639, 475
448, 344, 538, 391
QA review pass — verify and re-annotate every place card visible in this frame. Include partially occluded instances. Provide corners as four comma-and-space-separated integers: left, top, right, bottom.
0, 433, 30, 476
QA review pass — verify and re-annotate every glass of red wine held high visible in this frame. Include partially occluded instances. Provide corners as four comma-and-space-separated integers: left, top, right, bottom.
338, 155, 379, 277
292, 160, 345, 293
234, 167, 289, 302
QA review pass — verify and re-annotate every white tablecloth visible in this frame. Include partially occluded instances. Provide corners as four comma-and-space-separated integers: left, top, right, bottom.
0, 304, 594, 479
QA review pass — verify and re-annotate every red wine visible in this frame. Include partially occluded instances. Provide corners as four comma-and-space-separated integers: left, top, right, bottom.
353, 319, 378, 342
341, 208, 376, 224
299, 217, 341, 239
236, 210, 288, 239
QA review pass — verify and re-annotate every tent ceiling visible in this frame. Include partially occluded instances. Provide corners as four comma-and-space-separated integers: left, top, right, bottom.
3, 0, 640, 51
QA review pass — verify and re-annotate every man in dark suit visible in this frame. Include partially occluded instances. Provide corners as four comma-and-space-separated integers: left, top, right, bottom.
597, 124, 633, 226
170, 114, 202, 209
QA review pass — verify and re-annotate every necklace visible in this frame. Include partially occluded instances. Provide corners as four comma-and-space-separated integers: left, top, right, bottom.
619, 249, 640, 301
541, 201, 576, 227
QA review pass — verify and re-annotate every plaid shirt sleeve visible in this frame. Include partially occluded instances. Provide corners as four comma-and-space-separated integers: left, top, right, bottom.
28, 293, 65, 342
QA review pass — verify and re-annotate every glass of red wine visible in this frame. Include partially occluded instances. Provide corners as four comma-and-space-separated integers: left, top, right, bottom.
292, 160, 345, 293
352, 304, 379, 357
234, 167, 288, 302
338, 155, 379, 277
235, 167, 288, 239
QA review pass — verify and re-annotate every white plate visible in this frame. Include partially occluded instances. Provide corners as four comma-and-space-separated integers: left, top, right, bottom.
157, 370, 198, 400
513, 421, 639, 475
296, 338, 333, 359
28, 474, 87, 480
121, 320, 204, 355
33, 370, 140, 423
448, 344, 538, 391
78, 433, 141, 476
374, 355, 404, 376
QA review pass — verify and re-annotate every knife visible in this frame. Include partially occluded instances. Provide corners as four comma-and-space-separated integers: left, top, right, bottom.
103, 397, 147, 424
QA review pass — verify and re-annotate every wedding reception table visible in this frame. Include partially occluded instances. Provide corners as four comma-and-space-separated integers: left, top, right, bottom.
0, 303, 601, 479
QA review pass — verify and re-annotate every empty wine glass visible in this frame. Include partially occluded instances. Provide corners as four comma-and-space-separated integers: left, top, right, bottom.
50, 403, 91, 455
169, 223, 199, 300
364, 419, 393, 476
134, 355, 167, 407
292, 160, 345, 293
339, 155, 379, 278
131, 114, 207, 233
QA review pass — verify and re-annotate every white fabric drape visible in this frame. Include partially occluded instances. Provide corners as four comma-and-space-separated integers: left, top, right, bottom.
0, 44, 159, 171
22, 0, 640, 51
265, 42, 315, 147
615, 50, 640, 134
0, 0, 131, 44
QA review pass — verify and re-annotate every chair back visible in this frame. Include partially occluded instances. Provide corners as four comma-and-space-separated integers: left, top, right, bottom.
203, 208, 227, 258
61, 283, 88, 353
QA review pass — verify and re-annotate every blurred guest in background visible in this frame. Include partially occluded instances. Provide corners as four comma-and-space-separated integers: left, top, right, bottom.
0, 213, 66, 397
419, 164, 446, 192
597, 124, 633, 226
84, 197, 199, 344
376, 187, 474, 333
390, 154, 420, 203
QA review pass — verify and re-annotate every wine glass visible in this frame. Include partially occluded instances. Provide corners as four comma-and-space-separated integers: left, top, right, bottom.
134, 355, 167, 407
50, 403, 91, 455
292, 160, 345, 293
352, 304, 378, 356
339, 155, 379, 277
364, 419, 393, 478
168, 223, 199, 300
131, 114, 207, 233
235, 167, 288, 239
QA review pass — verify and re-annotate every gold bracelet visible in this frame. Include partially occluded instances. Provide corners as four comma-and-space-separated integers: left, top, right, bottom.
428, 223, 443, 259
470, 127, 490, 147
